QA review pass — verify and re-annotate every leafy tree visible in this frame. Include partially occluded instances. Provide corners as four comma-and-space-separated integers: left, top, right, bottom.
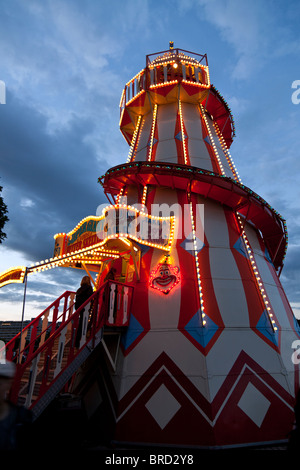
0, 185, 9, 242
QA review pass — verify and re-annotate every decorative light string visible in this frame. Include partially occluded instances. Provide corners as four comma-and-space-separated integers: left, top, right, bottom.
213, 121, 242, 183
125, 69, 145, 88
181, 79, 209, 89
181, 63, 210, 88
127, 115, 142, 163
149, 52, 207, 69
189, 201, 206, 326
124, 69, 145, 105
149, 80, 178, 89
133, 116, 145, 162
116, 187, 124, 204
204, 64, 211, 87
147, 104, 158, 161
148, 59, 177, 68
32, 202, 177, 277
119, 89, 126, 115
141, 185, 148, 211
236, 214, 278, 332
178, 100, 189, 165
0, 266, 27, 288
99, 203, 175, 251
126, 89, 145, 107
30, 245, 120, 274
199, 104, 226, 176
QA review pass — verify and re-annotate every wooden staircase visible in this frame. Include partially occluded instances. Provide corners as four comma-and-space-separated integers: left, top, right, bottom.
1, 280, 133, 419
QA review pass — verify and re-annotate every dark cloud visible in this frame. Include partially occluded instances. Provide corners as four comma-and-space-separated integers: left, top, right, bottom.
0, 91, 108, 261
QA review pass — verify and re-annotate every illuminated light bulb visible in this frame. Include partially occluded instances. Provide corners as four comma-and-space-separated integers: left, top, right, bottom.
173, 62, 178, 69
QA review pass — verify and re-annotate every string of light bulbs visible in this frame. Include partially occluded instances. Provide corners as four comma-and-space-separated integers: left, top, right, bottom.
213, 121, 242, 183
199, 104, 226, 176
236, 213, 278, 333
178, 100, 189, 165
147, 104, 158, 161
127, 115, 143, 163
189, 200, 206, 326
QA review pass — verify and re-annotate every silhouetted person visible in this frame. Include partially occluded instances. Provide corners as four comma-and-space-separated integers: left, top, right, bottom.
75, 276, 93, 348
104, 267, 116, 282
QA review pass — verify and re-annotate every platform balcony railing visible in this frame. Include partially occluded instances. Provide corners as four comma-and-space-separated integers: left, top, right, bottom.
146, 48, 208, 68
120, 50, 210, 113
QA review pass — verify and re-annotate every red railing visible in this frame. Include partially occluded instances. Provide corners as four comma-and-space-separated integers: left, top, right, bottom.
0, 280, 133, 415
4, 290, 76, 364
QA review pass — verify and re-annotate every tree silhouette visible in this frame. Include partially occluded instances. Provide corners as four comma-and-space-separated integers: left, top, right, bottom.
0, 185, 9, 242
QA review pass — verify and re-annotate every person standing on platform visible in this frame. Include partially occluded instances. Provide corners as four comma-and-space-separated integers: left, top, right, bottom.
75, 276, 93, 348
104, 267, 116, 282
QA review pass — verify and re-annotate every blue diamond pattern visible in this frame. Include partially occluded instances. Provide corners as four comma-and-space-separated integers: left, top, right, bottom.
233, 237, 248, 258
121, 314, 144, 351
180, 232, 204, 254
265, 247, 274, 266
256, 310, 278, 346
294, 316, 300, 337
175, 132, 187, 141
184, 310, 219, 348
147, 138, 158, 147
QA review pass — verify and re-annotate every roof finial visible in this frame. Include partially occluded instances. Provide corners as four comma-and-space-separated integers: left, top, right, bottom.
169, 41, 174, 50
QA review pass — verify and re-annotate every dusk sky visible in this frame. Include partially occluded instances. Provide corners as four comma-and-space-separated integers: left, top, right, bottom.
0, 0, 300, 321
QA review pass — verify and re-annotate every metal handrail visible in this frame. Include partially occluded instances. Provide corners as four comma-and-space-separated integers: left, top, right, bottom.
2, 291, 75, 364
6, 280, 134, 413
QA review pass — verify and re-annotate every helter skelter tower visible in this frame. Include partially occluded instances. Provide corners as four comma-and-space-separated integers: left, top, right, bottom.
98, 44, 300, 449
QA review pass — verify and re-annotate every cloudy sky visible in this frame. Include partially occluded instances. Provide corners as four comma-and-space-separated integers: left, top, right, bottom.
0, 0, 300, 322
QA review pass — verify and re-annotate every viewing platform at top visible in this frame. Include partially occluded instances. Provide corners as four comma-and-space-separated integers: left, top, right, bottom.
119, 45, 235, 149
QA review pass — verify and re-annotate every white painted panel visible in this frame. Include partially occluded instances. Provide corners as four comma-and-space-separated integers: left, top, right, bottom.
206, 329, 290, 400
155, 103, 178, 163
155, 140, 178, 162
157, 103, 178, 141
202, 199, 250, 327
182, 102, 215, 171
182, 102, 201, 139
134, 113, 152, 162
189, 139, 214, 171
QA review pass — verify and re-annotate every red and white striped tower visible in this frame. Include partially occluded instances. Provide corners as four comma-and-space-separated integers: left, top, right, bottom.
100, 45, 300, 448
